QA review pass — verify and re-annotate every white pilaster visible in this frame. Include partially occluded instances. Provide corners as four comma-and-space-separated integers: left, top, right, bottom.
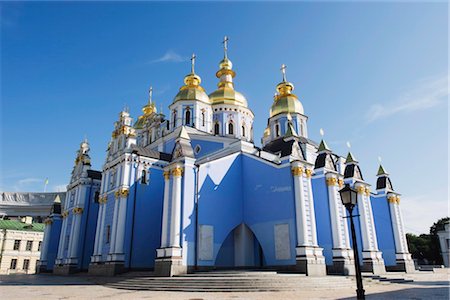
292, 165, 309, 246
109, 195, 120, 255
169, 166, 183, 248
161, 171, 171, 248
327, 175, 346, 249
114, 193, 128, 255
305, 171, 318, 246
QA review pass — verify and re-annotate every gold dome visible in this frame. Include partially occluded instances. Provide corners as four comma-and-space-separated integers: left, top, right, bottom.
209, 86, 248, 106
173, 73, 211, 104
270, 79, 304, 117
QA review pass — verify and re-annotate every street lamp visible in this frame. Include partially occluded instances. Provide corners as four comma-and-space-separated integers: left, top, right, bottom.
339, 184, 365, 300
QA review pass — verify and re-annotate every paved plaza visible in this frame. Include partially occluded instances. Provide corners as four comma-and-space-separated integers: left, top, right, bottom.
0, 270, 448, 300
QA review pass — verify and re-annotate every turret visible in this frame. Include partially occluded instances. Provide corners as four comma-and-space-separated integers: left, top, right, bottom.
209, 36, 254, 141
135, 86, 166, 146
262, 64, 308, 146
169, 54, 211, 133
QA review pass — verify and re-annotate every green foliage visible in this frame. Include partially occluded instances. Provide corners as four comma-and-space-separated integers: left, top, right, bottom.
430, 217, 450, 235
406, 216, 449, 265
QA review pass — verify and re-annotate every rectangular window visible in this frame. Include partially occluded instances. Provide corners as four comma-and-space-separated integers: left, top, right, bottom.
106, 225, 111, 244
10, 259, 17, 270
23, 259, 30, 270
26, 241, 33, 251
13, 240, 20, 250
38, 241, 42, 251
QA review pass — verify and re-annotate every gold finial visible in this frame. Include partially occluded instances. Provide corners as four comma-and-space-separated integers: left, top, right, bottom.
280, 64, 287, 82
190, 53, 196, 74
223, 36, 229, 58
148, 86, 153, 105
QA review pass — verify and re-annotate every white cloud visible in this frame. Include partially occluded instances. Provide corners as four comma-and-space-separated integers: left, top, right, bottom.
52, 184, 67, 192
365, 75, 448, 123
401, 190, 449, 235
17, 178, 42, 185
150, 50, 187, 64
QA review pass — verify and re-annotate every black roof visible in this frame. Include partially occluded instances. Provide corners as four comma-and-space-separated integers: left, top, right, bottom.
263, 137, 306, 159
344, 164, 364, 180
87, 170, 102, 180
315, 152, 337, 171
131, 145, 172, 162
376, 176, 394, 190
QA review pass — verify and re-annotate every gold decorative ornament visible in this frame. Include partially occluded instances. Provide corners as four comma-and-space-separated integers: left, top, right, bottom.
163, 171, 171, 180
172, 167, 183, 177
291, 166, 303, 176
44, 218, 53, 225
305, 169, 312, 178
338, 179, 344, 188
357, 186, 366, 194
365, 187, 370, 196
326, 177, 337, 186
72, 207, 84, 214
61, 210, 69, 218
388, 196, 397, 204
396, 196, 400, 204
115, 188, 129, 199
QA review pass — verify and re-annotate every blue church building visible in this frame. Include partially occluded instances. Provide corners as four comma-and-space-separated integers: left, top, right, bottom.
40, 38, 415, 277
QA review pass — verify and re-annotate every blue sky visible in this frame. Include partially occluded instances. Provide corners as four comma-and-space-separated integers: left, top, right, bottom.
1, 2, 447, 233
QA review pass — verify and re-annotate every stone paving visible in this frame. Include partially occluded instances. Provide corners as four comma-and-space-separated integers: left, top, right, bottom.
0, 270, 448, 299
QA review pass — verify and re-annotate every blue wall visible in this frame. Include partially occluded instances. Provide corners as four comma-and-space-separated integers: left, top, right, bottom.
45, 217, 62, 270
196, 154, 297, 267
78, 185, 99, 270
191, 139, 223, 159
125, 167, 164, 269
312, 176, 334, 265
371, 195, 396, 266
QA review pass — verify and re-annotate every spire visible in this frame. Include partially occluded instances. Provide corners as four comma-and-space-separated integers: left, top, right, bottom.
377, 164, 388, 176
318, 140, 331, 152
142, 85, 157, 115
181, 53, 202, 88
345, 152, 357, 164
215, 36, 235, 88
275, 64, 295, 99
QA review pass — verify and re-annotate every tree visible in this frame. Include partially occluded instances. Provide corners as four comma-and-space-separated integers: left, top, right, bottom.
406, 217, 449, 265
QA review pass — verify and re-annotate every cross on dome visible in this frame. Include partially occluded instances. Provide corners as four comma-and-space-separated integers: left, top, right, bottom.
223, 36, 229, 58
280, 64, 287, 82
190, 53, 196, 74
148, 86, 153, 104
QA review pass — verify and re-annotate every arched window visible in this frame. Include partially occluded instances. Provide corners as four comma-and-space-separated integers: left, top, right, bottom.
228, 122, 234, 135
201, 111, 205, 126
172, 111, 177, 128
275, 123, 280, 137
242, 125, 246, 137
214, 122, 220, 135
166, 120, 170, 130
185, 108, 191, 125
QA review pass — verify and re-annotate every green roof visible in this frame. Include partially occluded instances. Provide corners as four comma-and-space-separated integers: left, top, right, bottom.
0, 220, 45, 232
318, 139, 331, 152
345, 152, 358, 164
377, 164, 388, 176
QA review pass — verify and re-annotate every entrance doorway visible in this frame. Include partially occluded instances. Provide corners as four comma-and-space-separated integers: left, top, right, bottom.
215, 223, 265, 268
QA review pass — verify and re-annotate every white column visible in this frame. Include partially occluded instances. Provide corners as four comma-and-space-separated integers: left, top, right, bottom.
109, 195, 120, 254
388, 195, 408, 253
161, 171, 171, 248
327, 176, 346, 249
292, 165, 309, 246
356, 185, 377, 251
96, 203, 107, 255
305, 170, 318, 246
114, 193, 128, 254
169, 167, 183, 248
396, 201, 409, 253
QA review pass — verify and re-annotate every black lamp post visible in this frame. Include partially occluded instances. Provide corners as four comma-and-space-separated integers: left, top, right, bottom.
339, 184, 365, 300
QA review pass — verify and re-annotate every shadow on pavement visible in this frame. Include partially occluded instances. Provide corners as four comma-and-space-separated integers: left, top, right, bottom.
338, 287, 450, 300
